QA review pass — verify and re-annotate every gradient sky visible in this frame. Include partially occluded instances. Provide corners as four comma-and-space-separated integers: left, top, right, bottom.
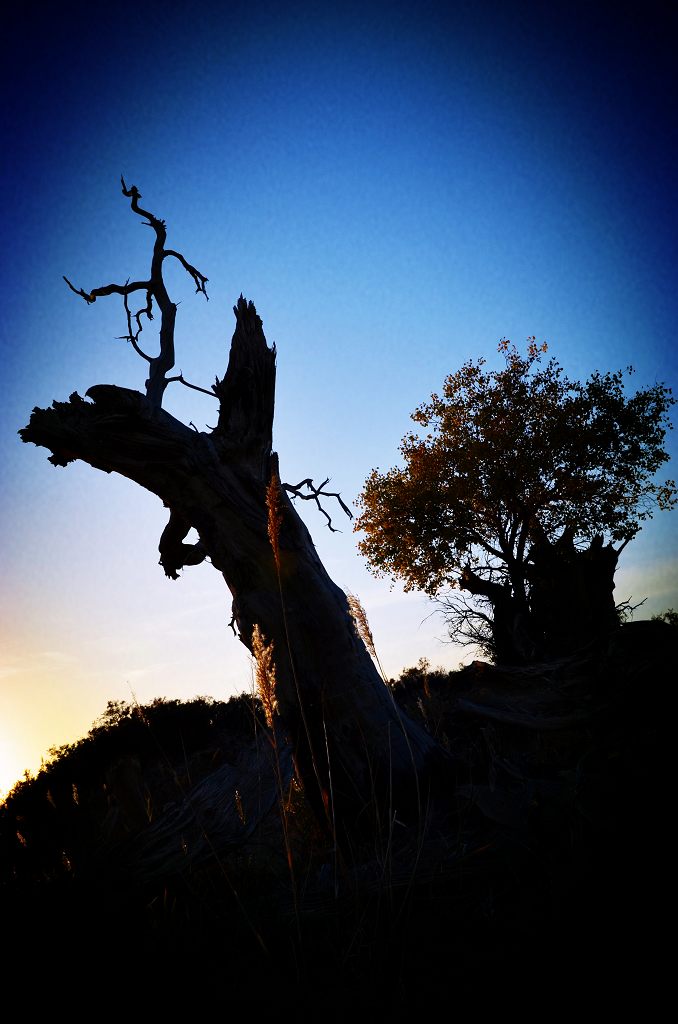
1, 0, 676, 796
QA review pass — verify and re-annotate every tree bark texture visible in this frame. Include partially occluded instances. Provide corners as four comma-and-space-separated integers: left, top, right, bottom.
21, 298, 447, 837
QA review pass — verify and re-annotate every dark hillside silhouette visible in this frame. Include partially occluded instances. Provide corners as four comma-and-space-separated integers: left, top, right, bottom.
1, 622, 672, 1010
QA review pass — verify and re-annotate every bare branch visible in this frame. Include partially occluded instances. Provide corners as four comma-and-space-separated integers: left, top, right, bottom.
282, 477, 353, 532
120, 175, 164, 232
435, 590, 496, 661
63, 276, 150, 304
615, 595, 646, 623
134, 290, 154, 332
63, 276, 96, 304
64, 179, 211, 409
165, 373, 219, 399
163, 249, 209, 300
119, 288, 152, 362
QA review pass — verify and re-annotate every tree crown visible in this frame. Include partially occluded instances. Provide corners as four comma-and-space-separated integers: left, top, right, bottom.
356, 340, 676, 596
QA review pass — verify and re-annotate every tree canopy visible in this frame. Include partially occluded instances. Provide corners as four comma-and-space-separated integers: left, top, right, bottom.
356, 340, 676, 661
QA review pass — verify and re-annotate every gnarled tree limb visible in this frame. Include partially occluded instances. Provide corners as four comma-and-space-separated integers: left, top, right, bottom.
165, 373, 219, 399
63, 276, 151, 304
163, 249, 209, 298
159, 510, 208, 579
120, 288, 153, 362
63, 177, 210, 408
283, 477, 353, 532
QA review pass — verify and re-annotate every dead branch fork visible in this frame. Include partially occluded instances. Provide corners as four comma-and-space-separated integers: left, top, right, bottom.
63, 176, 211, 407
283, 477, 353, 532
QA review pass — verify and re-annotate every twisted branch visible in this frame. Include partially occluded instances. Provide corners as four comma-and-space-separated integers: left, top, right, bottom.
282, 477, 353, 532
63, 276, 150, 304
119, 288, 152, 362
165, 373, 219, 399
164, 250, 209, 299
158, 510, 207, 580
63, 177, 210, 408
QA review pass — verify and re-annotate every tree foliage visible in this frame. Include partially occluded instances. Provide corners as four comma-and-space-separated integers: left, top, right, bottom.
356, 340, 676, 661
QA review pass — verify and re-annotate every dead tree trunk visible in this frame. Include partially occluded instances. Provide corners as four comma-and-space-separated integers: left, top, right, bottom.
21, 297, 448, 838
526, 530, 620, 657
460, 529, 621, 665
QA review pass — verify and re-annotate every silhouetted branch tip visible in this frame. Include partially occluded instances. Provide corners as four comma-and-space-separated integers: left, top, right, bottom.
166, 373, 218, 399
282, 477, 353, 532
120, 175, 163, 232
120, 175, 139, 200
163, 249, 209, 300
63, 276, 96, 304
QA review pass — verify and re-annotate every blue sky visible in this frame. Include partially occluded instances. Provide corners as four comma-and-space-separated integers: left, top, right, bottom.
1, 0, 676, 795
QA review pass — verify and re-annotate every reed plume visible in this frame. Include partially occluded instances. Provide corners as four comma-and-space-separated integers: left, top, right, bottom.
347, 592, 387, 682
252, 624, 278, 729
266, 473, 283, 569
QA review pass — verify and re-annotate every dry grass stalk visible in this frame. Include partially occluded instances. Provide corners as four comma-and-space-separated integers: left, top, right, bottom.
266, 473, 283, 569
347, 592, 376, 657
252, 624, 278, 729
347, 592, 389, 684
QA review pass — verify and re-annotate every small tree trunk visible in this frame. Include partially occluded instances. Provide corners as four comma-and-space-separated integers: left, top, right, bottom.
460, 567, 536, 663
21, 297, 448, 837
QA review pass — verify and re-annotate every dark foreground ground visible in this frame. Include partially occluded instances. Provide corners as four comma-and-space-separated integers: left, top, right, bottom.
1, 621, 671, 1015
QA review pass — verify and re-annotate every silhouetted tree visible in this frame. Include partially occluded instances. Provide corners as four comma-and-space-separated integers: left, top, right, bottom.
21, 180, 446, 838
356, 340, 676, 663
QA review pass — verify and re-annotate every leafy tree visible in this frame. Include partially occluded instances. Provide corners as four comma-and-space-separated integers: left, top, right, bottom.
356, 339, 676, 663
651, 608, 678, 628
